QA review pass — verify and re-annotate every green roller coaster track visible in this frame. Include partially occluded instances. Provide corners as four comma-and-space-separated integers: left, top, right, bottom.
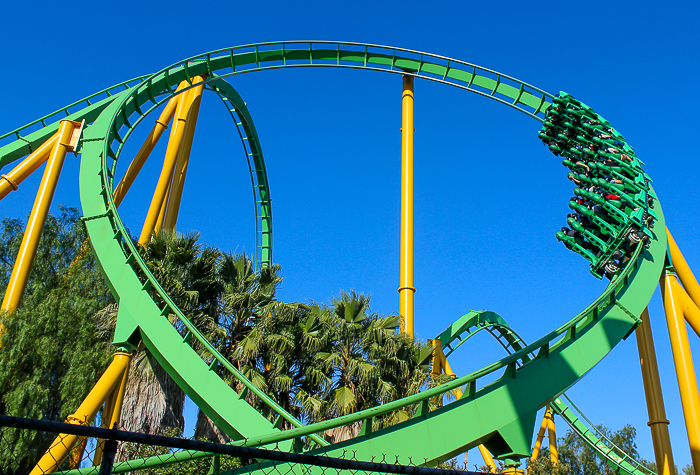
0, 41, 668, 474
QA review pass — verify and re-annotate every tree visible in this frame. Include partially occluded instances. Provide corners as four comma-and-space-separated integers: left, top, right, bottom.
292, 291, 427, 442
527, 424, 652, 475
116, 231, 235, 455
0, 207, 115, 475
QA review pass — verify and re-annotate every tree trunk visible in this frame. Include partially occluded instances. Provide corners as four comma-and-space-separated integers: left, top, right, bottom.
324, 421, 362, 445
194, 410, 232, 443
115, 350, 185, 462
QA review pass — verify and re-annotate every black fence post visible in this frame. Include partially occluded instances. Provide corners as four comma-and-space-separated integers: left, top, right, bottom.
98, 437, 118, 475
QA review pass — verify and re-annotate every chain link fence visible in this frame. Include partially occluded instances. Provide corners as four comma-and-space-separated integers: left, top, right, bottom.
0, 415, 490, 475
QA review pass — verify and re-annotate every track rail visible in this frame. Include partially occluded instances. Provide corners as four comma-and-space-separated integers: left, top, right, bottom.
551, 395, 655, 475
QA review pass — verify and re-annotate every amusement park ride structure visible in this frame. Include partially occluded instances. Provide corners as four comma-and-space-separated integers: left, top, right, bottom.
1, 41, 700, 475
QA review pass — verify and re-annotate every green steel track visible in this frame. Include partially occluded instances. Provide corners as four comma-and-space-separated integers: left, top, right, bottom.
0, 41, 668, 473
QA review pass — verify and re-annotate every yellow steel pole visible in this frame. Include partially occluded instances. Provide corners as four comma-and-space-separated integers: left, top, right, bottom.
399, 74, 415, 338
679, 288, 700, 339
153, 179, 172, 236
661, 271, 700, 474
431, 338, 444, 375
0, 132, 59, 202
162, 76, 205, 232
138, 85, 192, 245
93, 353, 131, 465
30, 352, 132, 475
478, 445, 498, 473
68, 436, 88, 470
668, 229, 700, 308
547, 407, 558, 465
112, 80, 188, 207
636, 307, 676, 475
531, 406, 551, 462
1, 120, 77, 312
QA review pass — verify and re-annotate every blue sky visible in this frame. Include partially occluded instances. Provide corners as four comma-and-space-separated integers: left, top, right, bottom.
2, 0, 700, 469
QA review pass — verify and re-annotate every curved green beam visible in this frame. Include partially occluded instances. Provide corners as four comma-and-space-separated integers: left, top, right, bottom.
73, 41, 666, 472
56, 307, 664, 475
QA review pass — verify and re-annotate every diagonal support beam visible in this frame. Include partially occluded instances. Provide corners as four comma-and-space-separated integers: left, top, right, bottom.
30, 352, 132, 475
661, 270, 700, 475
1, 120, 80, 312
112, 80, 188, 207
0, 132, 59, 202
139, 79, 200, 245
162, 76, 205, 232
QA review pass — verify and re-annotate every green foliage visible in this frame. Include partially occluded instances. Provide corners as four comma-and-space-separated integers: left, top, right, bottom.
527, 448, 571, 475
234, 290, 428, 440
0, 207, 115, 475
527, 424, 652, 475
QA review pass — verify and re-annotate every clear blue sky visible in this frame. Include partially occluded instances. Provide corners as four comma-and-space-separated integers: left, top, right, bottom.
2, 0, 699, 469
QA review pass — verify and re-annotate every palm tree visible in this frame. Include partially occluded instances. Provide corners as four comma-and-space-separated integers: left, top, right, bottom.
297, 291, 428, 443
108, 232, 226, 446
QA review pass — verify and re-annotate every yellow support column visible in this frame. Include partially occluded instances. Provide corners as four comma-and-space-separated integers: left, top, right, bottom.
478, 445, 498, 473
30, 352, 132, 475
138, 84, 193, 245
668, 230, 700, 307
153, 179, 172, 236
1, 120, 78, 312
661, 271, 700, 475
636, 307, 676, 475
531, 406, 550, 462
679, 288, 700, 339
162, 76, 205, 231
112, 80, 188, 207
0, 132, 59, 202
547, 407, 558, 465
93, 354, 130, 465
399, 74, 415, 337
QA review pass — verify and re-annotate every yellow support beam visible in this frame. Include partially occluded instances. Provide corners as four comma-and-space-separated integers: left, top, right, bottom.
162, 76, 205, 232
679, 286, 700, 339
478, 445, 498, 473
530, 406, 551, 462
0, 132, 59, 202
661, 271, 700, 475
30, 352, 132, 475
668, 229, 700, 308
1, 120, 79, 312
153, 178, 172, 236
93, 354, 130, 466
399, 74, 415, 337
138, 84, 194, 245
547, 406, 558, 465
636, 307, 676, 475
112, 80, 188, 207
